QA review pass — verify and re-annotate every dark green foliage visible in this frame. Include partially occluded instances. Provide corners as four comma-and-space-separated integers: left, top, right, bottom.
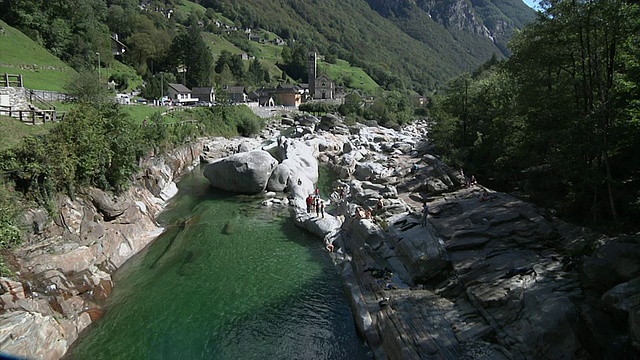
141, 72, 176, 100
235, 114, 263, 137
0, 0, 111, 69
247, 59, 270, 86
171, 26, 214, 88
364, 91, 414, 128
64, 71, 112, 105
299, 102, 339, 115
215, 51, 246, 80
431, 0, 640, 230
338, 93, 365, 117
108, 73, 130, 92
0, 179, 23, 255
278, 42, 309, 82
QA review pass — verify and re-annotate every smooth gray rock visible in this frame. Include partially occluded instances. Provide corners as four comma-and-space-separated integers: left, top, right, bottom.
267, 162, 291, 192
203, 150, 278, 194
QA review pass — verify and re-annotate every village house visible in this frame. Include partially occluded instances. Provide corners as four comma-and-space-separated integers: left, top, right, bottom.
248, 33, 261, 42
248, 88, 276, 107
273, 84, 304, 107
191, 86, 216, 103
167, 83, 198, 105
223, 86, 248, 103
111, 34, 127, 59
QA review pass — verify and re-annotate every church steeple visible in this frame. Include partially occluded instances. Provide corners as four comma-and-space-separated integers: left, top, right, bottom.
308, 51, 317, 98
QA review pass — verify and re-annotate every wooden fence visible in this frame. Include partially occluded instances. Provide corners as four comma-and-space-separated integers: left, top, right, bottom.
0, 105, 63, 124
1, 74, 23, 87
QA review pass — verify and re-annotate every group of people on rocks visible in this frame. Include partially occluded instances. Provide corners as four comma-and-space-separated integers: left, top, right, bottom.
460, 169, 478, 188
305, 188, 325, 218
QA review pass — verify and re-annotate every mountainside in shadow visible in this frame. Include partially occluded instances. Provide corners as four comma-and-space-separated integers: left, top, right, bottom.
206, 0, 536, 92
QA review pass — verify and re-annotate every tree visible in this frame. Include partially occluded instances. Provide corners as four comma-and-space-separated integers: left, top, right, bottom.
171, 26, 214, 88
216, 63, 234, 87
338, 92, 364, 116
247, 58, 269, 85
65, 70, 111, 104
507, 0, 640, 223
279, 42, 308, 81
365, 91, 414, 127
215, 50, 245, 80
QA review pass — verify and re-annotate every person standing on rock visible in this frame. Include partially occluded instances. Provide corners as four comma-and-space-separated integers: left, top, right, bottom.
315, 197, 321, 217
306, 194, 314, 214
421, 202, 429, 227
375, 198, 385, 215
320, 200, 325, 218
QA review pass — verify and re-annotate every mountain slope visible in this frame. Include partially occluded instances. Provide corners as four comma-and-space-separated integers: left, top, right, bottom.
207, 0, 535, 92
0, 20, 77, 92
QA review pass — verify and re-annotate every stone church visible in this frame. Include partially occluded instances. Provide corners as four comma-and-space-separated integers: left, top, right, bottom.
308, 52, 335, 100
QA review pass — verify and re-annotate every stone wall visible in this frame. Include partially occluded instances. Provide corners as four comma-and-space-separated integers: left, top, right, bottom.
0, 86, 28, 113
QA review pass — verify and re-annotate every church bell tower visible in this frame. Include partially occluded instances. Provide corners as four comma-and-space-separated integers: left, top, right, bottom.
308, 51, 317, 98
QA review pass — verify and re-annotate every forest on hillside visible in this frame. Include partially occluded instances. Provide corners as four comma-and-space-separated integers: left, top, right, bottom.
430, 0, 640, 232
0, 0, 534, 94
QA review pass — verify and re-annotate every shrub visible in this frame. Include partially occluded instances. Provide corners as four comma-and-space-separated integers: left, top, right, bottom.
0, 180, 23, 251
236, 115, 263, 136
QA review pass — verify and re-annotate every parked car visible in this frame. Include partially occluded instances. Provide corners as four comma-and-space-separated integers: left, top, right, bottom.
197, 101, 213, 107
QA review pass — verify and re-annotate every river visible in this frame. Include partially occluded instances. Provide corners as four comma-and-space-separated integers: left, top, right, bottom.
64, 166, 371, 360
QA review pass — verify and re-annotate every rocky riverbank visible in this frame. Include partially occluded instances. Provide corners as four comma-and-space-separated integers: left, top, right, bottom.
2, 113, 639, 359
199, 113, 640, 359
0, 139, 230, 359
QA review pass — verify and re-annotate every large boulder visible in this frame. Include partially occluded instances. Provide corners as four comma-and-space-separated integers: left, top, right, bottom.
281, 139, 319, 184
267, 162, 291, 192
203, 150, 278, 194
296, 114, 320, 128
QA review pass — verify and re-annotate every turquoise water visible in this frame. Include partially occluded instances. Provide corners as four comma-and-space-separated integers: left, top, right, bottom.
65, 167, 370, 360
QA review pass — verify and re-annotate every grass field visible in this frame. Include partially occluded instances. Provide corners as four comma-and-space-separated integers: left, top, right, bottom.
322, 59, 379, 93
122, 105, 168, 124
108, 60, 144, 93
0, 115, 57, 151
203, 32, 245, 57
0, 20, 77, 92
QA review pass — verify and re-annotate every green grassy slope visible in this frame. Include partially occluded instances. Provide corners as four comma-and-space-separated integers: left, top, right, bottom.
0, 115, 57, 151
320, 59, 379, 93
0, 20, 77, 92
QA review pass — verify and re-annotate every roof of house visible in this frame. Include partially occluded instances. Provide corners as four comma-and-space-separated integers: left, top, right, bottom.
191, 86, 214, 93
316, 73, 333, 82
224, 86, 246, 94
275, 83, 302, 93
168, 83, 191, 93
110, 35, 128, 49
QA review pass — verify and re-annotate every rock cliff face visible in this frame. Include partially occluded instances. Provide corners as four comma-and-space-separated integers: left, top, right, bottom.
0, 140, 206, 359
366, 0, 536, 56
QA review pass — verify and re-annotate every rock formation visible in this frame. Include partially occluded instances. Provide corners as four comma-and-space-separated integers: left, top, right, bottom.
203, 150, 278, 194
267, 113, 640, 359
2, 113, 639, 360
0, 140, 206, 359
